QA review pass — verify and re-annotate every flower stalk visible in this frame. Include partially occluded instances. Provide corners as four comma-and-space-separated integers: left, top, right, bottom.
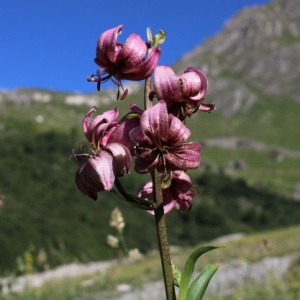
144, 75, 176, 299
153, 169, 176, 299
74, 25, 217, 299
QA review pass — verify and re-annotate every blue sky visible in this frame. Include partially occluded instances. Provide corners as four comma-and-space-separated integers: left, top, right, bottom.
0, 0, 270, 93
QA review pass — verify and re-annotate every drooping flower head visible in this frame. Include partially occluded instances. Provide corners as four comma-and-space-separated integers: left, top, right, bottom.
130, 100, 201, 175
75, 107, 134, 200
154, 66, 215, 119
90, 25, 161, 92
138, 171, 197, 214
75, 143, 131, 200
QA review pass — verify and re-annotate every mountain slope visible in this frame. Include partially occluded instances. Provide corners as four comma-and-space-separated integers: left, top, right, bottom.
174, 0, 300, 116
1, 0, 300, 275
170, 0, 300, 199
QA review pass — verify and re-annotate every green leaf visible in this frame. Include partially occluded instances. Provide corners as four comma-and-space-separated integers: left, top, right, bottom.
178, 246, 218, 300
186, 264, 219, 300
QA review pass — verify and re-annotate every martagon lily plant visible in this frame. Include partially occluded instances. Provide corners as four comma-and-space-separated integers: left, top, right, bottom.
72, 25, 218, 299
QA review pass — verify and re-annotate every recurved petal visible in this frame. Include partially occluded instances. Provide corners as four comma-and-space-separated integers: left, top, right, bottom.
172, 171, 193, 192
129, 103, 144, 115
163, 201, 177, 214
76, 145, 131, 200
185, 67, 208, 101
198, 103, 216, 112
75, 152, 118, 199
75, 162, 100, 200
117, 33, 148, 70
174, 193, 193, 211
130, 125, 154, 149
96, 25, 123, 64
122, 47, 161, 80
166, 142, 201, 171
134, 150, 160, 173
137, 181, 154, 206
161, 189, 177, 214
104, 143, 131, 175
82, 106, 97, 140
154, 65, 181, 101
89, 108, 119, 135
83, 107, 119, 142
167, 114, 191, 145
179, 71, 202, 98
138, 181, 153, 198
89, 152, 116, 191
107, 116, 140, 154
140, 100, 169, 141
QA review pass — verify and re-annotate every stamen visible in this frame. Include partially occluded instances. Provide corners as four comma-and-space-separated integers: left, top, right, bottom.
120, 89, 128, 100
111, 77, 121, 86
69, 150, 91, 161
87, 70, 113, 92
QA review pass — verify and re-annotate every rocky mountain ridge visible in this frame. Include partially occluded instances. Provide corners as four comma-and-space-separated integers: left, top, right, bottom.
175, 0, 300, 116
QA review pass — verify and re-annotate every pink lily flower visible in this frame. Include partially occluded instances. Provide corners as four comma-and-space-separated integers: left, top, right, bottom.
130, 101, 201, 174
154, 66, 215, 119
75, 107, 134, 200
75, 143, 131, 200
93, 25, 161, 89
138, 171, 197, 214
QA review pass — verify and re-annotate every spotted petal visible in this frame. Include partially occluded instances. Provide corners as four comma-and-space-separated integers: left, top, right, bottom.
94, 25, 161, 82
166, 142, 201, 171
123, 47, 161, 80
95, 25, 123, 68
116, 33, 148, 71
167, 114, 191, 145
137, 171, 196, 214
132, 101, 201, 174
104, 143, 131, 175
82, 106, 119, 143
185, 67, 208, 101
75, 152, 115, 200
140, 100, 169, 142
154, 65, 181, 101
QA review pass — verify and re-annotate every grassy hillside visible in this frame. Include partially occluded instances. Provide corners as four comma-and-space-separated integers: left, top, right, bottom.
0, 90, 300, 276
1, 0, 300, 278
186, 95, 300, 198
1, 225, 300, 299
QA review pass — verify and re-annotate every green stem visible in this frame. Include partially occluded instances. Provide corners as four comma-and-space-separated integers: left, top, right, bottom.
144, 77, 176, 300
152, 169, 176, 300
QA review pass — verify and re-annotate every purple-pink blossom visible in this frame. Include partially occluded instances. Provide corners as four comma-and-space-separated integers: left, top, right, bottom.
93, 25, 161, 89
154, 66, 214, 119
75, 143, 131, 200
130, 100, 201, 174
138, 171, 197, 214
75, 106, 134, 200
